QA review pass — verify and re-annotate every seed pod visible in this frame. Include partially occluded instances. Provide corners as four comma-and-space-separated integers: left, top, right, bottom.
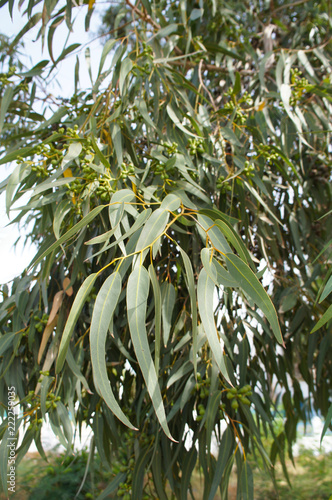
231, 399, 239, 410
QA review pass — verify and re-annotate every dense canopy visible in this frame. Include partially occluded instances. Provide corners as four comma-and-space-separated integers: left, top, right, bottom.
0, 0, 331, 498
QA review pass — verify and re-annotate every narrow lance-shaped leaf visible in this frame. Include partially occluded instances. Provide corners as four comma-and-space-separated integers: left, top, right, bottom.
55, 273, 98, 373
98, 38, 117, 76
61, 142, 82, 169
225, 253, 283, 345
311, 303, 332, 333
208, 427, 234, 500
320, 402, 332, 444
66, 347, 92, 394
161, 282, 176, 346
149, 264, 162, 373
179, 247, 198, 376
198, 214, 232, 255
241, 461, 254, 500
0, 86, 14, 134
29, 205, 105, 269
197, 268, 230, 382
90, 272, 137, 430
127, 266, 176, 441
119, 57, 133, 95
135, 207, 169, 252
319, 274, 332, 303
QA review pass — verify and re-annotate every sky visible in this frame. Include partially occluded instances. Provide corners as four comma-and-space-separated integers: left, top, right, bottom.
0, 2, 106, 284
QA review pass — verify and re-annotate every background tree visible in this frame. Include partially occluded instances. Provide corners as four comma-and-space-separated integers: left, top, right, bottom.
0, 0, 331, 498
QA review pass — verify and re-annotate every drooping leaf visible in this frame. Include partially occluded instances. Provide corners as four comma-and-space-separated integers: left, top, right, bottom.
311, 304, 332, 333
90, 272, 136, 429
127, 266, 175, 441
29, 206, 106, 269
148, 264, 162, 373
161, 282, 176, 346
225, 254, 283, 345
179, 247, 198, 375
208, 427, 234, 500
241, 461, 254, 500
135, 207, 169, 253
55, 273, 98, 373
319, 275, 332, 303
197, 268, 230, 382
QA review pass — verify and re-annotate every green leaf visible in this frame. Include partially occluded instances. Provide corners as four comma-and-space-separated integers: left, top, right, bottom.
208, 427, 233, 500
132, 447, 153, 500
96, 473, 127, 500
90, 272, 137, 429
160, 193, 181, 212
166, 104, 198, 138
311, 304, 332, 333
55, 273, 98, 373
244, 182, 282, 226
0, 146, 36, 167
179, 247, 198, 375
89, 208, 152, 261
111, 122, 123, 165
29, 205, 106, 269
151, 446, 168, 500
180, 446, 197, 500
0, 332, 16, 356
233, 71, 241, 95
31, 177, 76, 197
167, 360, 193, 388
53, 200, 71, 239
197, 268, 230, 382
90, 134, 110, 169
53, 43, 81, 67
61, 142, 82, 169
40, 376, 54, 420
198, 215, 232, 255
225, 254, 283, 345
137, 98, 157, 130
20, 60, 49, 77
0, 85, 14, 134
119, 57, 133, 95
161, 282, 176, 346
319, 275, 332, 303
127, 266, 175, 441
201, 247, 218, 284
47, 15, 64, 64
9, 12, 42, 50
214, 219, 254, 268
135, 207, 169, 252
156, 23, 178, 38
66, 347, 91, 394
241, 461, 254, 500
149, 265, 162, 373
214, 260, 238, 288
321, 402, 332, 444
98, 38, 117, 76
0, 429, 10, 497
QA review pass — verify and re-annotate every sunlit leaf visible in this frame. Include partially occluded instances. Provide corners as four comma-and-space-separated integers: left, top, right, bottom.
90, 272, 136, 429
127, 266, 175, 441
197, 268, 230, 382
225, 253, 283, 345
55, 273, 98, 373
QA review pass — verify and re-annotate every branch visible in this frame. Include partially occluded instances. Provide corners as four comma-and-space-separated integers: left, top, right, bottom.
167, 60, 254, 75
125, 0, 183, 55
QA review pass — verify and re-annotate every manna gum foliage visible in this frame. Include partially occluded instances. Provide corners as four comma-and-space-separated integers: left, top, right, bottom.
0, 0, 331, 497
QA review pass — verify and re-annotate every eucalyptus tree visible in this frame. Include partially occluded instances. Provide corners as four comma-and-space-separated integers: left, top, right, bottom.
0, 0, 331, 498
